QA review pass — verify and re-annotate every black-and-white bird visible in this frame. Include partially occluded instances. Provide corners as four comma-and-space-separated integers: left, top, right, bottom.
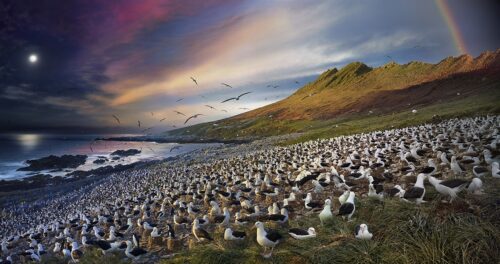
255, 221, 282, 258
403, 173, 427, 204
288, 227, 316, 240
71, 242, 83, 262
472, 166, 488, 178
428, 176, 467, 202
338, 191, 356, 221
354, 224, 373, 240
192, 219, 212, 242
224, 228, 246, 241
125, 241, 147, 260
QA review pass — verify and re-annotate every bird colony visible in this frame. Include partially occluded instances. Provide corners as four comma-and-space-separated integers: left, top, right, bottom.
1, 115, 499, 262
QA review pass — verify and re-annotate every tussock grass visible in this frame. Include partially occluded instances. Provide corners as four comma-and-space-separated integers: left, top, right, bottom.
155, 179, 500, 264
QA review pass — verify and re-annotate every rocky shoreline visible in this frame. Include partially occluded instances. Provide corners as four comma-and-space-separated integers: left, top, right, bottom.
0, 135, 295, 207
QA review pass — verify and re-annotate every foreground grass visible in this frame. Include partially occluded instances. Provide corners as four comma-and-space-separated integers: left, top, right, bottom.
153, 178, 500, 264
39, 178, 500, 264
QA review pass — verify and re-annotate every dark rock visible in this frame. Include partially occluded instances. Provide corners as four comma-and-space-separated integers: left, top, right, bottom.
17, 155, 87, 171
93, 159, 107, 164
110, 149, 141, 157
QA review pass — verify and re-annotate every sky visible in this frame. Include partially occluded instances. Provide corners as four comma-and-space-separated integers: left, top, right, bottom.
0, 0, 498, 134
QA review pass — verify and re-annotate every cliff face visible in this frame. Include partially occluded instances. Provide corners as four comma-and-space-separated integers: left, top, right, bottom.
230, 49, 500, 121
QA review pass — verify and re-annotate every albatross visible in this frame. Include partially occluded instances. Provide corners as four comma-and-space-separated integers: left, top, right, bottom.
192, 219, 212, 242
428, 176, 467, 202
338, 191, 356, 221
221, 92, 252, 103
403, 173, 427, 204
288, 227, 316, 240
354, 224, 373, 240
254, 221, 282, 258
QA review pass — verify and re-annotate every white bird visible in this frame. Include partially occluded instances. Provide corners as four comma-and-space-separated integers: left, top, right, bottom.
428, 176, 467, 202
288, 227, 316, 240
492, 162, 500, 178
450, 156, 465, 175
473, 166, 489, 178
355, 224, 373, 240
338, 190, 349, 205
224, 228, 246, 241
338, 191, 355, 221
255, 221, 282, 258
319, 199, 333, 225
467, 178, 483, 195
151, 227, 161, 238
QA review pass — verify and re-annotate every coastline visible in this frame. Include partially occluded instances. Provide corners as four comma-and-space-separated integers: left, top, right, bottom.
0, 134, 295, 209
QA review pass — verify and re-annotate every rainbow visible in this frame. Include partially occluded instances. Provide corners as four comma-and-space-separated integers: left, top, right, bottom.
435, 0, 468, 55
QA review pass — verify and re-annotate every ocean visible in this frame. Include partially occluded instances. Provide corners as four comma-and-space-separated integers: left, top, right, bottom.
0, 133, 218, 180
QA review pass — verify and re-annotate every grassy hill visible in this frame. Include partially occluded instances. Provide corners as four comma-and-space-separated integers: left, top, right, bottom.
165, 50, 500, 143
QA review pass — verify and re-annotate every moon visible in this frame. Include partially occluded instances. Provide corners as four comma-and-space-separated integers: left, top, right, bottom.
29, 54, 38, 64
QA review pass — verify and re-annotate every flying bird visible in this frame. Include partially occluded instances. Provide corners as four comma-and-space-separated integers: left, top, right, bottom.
221, 109, 228, 113
184, 114, 204, 124
160, 117, 167, 122
272, 85, 279, 88
112, 115, 120, 124
295, 81, 300, 84
221, 92, 252, 103
174, 110, 186, 116
190, 77, 198, 85
176, 98, 184, 102
137, 120, 141, 127
205, 105, 216, 110
221, 83, 233, 88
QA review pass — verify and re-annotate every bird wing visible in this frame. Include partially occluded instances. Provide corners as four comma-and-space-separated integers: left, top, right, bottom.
289, 228, 308, 236
440, 179, 467, 188
190, 77, 197, 85
174, 111, 186, 116
266, 231, 282, 242
232, 230, 246, 238
403, 187, 424, 199
221, 97, 237, 103
160, 118, 166, 122
338, 203, 354, 215
237, 92, 252, 99
112, 115, 120, 124
196, 228, 212, 240
184, 116, 195, 124
221, 83, 232, 88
